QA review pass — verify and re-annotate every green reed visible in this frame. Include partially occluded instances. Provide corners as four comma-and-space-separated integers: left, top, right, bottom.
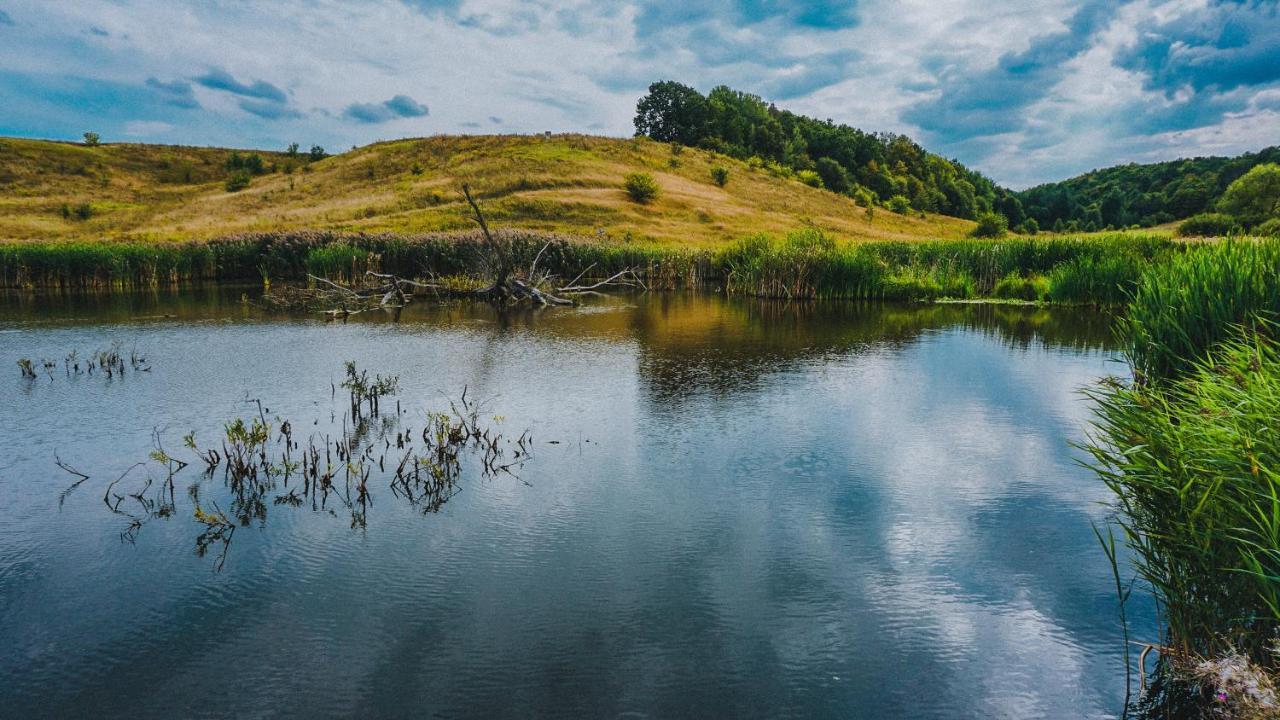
1122, 239, 1280, 383
1085, 328, 1280, 667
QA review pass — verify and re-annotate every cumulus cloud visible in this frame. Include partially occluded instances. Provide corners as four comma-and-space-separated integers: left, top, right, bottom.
343, 94, 429, 123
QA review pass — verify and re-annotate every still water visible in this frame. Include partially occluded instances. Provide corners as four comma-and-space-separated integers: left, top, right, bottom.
0, 290, 1152, 719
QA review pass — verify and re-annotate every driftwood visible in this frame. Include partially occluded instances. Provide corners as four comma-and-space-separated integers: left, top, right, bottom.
270, 185, 645, 315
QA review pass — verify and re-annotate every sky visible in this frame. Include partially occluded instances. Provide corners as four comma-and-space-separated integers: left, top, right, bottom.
0, 0, 1276, 188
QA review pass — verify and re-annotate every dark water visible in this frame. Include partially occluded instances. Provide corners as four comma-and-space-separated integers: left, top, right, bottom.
0, 289, 1152, 719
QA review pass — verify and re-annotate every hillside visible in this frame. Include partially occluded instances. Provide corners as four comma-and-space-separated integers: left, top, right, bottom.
1017, 146, 1280, 232
0, 135, 975, 246
633, 82, 1023, 225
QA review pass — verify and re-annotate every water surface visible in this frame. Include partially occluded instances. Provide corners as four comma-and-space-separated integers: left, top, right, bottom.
0, 290, 1151, 718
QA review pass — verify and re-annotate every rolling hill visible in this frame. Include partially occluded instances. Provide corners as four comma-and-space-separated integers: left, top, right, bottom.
0, 134, 975, 246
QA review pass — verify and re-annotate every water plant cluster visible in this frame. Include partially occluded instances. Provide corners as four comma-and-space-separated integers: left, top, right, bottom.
1084, 239, 1280, 717
60, 363, 528, 571
16, 343, 149, 381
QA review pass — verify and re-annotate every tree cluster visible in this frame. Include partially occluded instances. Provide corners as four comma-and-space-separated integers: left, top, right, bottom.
1018, 148, 1280, 232
633, 81, 1020, 223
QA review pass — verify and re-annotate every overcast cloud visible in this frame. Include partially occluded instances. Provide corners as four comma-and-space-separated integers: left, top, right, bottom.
0, 0, 1275, 187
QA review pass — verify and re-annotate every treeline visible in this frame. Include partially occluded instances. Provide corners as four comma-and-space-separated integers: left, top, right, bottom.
633, 81, 1027, 227
1017, 146, 1280, 231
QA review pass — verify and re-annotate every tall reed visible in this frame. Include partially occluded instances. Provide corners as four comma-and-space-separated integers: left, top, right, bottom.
1122, 239, 1280, 383
1084, 328, 1280, 666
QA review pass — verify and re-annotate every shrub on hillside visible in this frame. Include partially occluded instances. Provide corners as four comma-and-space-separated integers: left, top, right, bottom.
1176, 212, 1239, 237
1256, 218, 1280, 237
814, 157, 851, 194
887, 195, 912, 215
711, 166, 729, 187
796, 170, 823, 188
623, 172, 659, 203
225, 170, 252, 193
82, 132, 100, 147
970, 212, 1009, 238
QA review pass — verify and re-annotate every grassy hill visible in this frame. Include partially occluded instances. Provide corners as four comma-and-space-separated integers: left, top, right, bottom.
0, 134, 975, 246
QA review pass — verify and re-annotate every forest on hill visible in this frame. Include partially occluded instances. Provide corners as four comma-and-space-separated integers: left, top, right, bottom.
633, 81, 1028, 229
634, 81, 1280, 237
1017, 146, 1280, 232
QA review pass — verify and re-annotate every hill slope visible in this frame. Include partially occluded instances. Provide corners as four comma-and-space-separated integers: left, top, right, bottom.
0, 135, 974, 245
1017, 146, 1280, 232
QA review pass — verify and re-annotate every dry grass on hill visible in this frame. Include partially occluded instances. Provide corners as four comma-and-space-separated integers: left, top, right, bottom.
0, 134, 976, 246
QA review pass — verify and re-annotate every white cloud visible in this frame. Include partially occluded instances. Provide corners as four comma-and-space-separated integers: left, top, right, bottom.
0, 0, 1275, 185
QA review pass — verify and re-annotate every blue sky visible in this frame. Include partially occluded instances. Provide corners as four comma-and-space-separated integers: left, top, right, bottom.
0, 0, 1276, 188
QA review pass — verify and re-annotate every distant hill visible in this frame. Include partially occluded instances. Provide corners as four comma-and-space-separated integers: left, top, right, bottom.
0, 134, 976, 245
1017, 147, 1280, 232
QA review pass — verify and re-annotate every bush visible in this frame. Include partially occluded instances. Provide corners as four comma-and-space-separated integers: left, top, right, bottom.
710, 166, 729, 187
1176, 212, 1239, 237
225, 171, 252, 193
795, 170, 823, 188
814, 157, 850, 194
887, 195, 911, 214
623, 172, 659, 203
970, 212, 1009, 238
992, 272, 1049, 301
1256, 218, 1280, 237
82, 132, 100, 147
308, 145, 327, 162
1019, 218, 1039, 235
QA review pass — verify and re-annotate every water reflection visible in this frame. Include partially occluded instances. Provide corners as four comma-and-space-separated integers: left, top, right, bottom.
0, 291, 1142, 719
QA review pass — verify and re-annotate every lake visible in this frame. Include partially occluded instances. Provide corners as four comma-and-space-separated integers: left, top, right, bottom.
0, 289, 1152, 718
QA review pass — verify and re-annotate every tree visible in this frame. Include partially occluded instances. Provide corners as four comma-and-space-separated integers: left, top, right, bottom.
82, 132, 100, 147
308, 145, 327, 162
814, 157, 851, 194
633, 81, 710, 146
1217, 163, 1280, 226
286, 142, 299, 157
888, 195, 912, 214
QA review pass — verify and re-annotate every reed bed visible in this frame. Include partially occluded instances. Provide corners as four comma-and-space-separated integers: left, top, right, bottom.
716, 230, 1174, 302
1084, 238, 1280, 716
1122, 239, 1280, 383
2, 229, 1177, 306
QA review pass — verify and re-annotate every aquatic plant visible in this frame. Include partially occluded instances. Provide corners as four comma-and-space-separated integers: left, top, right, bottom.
63, 363, 531, 571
